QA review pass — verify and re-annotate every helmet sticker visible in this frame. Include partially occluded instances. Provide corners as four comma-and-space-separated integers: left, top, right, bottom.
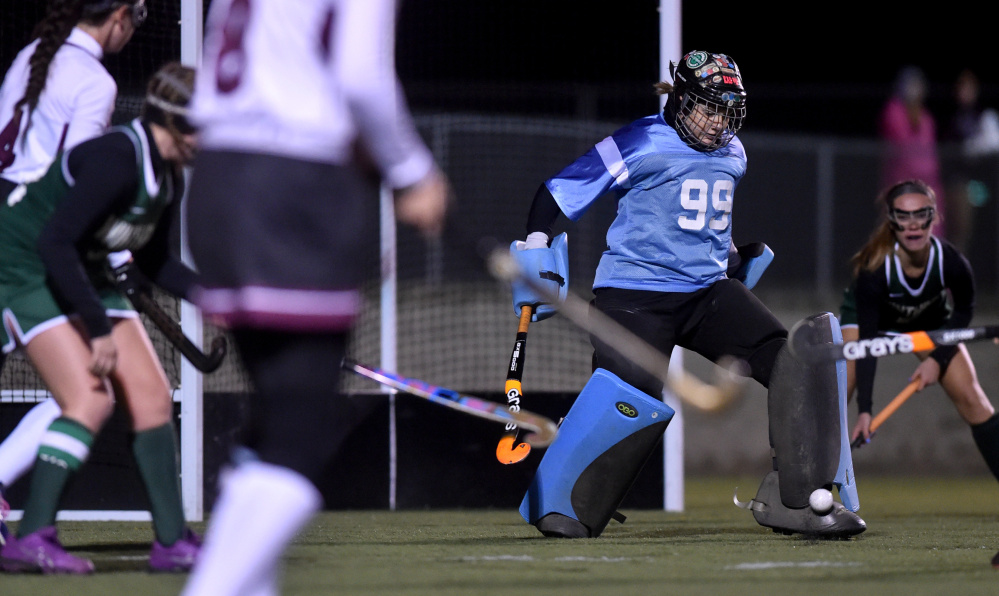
685, 51, 708, 68
697, 65, 720, 79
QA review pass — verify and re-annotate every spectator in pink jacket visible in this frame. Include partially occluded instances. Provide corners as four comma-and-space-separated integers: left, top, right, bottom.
879, 66, 944, 237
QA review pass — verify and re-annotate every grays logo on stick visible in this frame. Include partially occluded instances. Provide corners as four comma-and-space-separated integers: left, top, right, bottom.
788, 316, 999, 363
841, 335, 914, 360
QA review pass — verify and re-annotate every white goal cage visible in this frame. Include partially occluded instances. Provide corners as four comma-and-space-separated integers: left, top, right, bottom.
372, 0, 686, 514
4, 0, 687, 522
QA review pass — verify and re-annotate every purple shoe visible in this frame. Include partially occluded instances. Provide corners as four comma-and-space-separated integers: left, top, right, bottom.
0, 492, 9, 547
0, 526, 95, 574
149, 528, 201, 572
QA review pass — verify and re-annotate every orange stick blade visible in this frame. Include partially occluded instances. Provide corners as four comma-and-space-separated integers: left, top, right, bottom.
496, 435, 531, 464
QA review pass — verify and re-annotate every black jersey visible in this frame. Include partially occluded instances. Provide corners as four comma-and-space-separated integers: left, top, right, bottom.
841, 237, 974, 414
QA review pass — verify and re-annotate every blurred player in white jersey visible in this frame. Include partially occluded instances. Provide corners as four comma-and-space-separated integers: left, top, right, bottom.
0, 0, 146, 547
181, 1, 449, 594
512, 51, 867, 540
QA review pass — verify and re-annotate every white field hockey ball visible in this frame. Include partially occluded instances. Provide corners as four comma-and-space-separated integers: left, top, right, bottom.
809, 488, 834, 515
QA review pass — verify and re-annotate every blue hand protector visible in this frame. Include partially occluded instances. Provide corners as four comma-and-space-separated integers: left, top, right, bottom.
730, 242, 774, 290
510, 232, 568, 322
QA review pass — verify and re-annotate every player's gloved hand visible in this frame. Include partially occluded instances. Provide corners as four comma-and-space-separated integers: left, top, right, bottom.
727, 242, 774, 290
510, 232, 569, 322
107, 250, 150, 298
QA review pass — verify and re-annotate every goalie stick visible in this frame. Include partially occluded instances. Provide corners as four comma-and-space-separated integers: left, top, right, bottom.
485, 247, 748, 413
112, 262, 228, 373
496, 306, 534, 464
788, 318, 999, 364
850, 379, 920, 449
344, 359, 558, 447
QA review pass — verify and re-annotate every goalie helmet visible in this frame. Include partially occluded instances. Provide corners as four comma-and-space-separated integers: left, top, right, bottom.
666, 51, 746, 152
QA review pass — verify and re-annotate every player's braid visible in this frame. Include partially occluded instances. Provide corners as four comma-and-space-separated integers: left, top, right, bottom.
17, 0, 84, 115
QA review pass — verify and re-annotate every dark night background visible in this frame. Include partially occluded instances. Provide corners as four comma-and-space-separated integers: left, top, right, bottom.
394, 1, 996, 138
1, 1, 994, 138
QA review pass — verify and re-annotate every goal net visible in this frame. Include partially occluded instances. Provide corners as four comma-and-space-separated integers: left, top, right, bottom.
1, 0, 674, 517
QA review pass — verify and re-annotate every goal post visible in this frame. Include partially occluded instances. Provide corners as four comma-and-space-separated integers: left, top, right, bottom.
178, 0, 205, 524
660, 0, 685, 513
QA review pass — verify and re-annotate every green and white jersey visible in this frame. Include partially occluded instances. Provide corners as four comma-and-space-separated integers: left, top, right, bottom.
0, 118, 183, 347
841, 237, 947, 332
839, 236, 975, 414
6, 119, 175, 265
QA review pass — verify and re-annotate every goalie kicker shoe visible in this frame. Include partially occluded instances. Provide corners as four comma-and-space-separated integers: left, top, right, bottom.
149, 527, 201, 572
0, 526, 95, 574
736, 471, 866, 538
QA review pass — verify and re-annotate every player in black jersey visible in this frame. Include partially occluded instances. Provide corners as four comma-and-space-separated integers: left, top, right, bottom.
839, 179, 999, 482
0, 62, 201, 574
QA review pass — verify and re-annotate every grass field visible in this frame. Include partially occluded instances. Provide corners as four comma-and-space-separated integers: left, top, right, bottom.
2, 475, 998, 595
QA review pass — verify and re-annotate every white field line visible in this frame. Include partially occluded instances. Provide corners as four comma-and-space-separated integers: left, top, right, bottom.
727, 561, 863, 570
457, 555, 654, 563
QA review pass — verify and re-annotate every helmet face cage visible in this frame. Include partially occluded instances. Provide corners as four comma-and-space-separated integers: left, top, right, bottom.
669, 51, 746, 151
675, 93, 745, 151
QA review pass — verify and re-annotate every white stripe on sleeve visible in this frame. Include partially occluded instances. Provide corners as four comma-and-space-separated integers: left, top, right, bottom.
594, 136, 629, 188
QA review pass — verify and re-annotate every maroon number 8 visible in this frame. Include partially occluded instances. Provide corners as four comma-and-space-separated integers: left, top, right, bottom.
215, 0, 251, 94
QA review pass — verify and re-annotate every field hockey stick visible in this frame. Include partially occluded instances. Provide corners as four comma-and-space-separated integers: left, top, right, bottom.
789, 317, 999, 364
496, 305, 534, 464
851, 379, 920, 449
343, 359, 558, 447
485, 247, 748, 413
112, 262, 228, 373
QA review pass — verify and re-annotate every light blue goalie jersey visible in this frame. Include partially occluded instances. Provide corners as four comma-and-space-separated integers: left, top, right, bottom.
546, 112, 747, 293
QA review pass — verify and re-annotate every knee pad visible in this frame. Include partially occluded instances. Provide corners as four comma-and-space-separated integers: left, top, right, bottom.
768, 312, 859, 511
520, 369, 674, 537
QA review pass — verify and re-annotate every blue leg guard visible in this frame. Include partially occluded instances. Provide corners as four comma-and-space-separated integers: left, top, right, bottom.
520, 369, 674, 538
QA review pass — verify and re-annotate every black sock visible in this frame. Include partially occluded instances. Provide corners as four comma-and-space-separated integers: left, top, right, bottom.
971, 414, 999, 483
